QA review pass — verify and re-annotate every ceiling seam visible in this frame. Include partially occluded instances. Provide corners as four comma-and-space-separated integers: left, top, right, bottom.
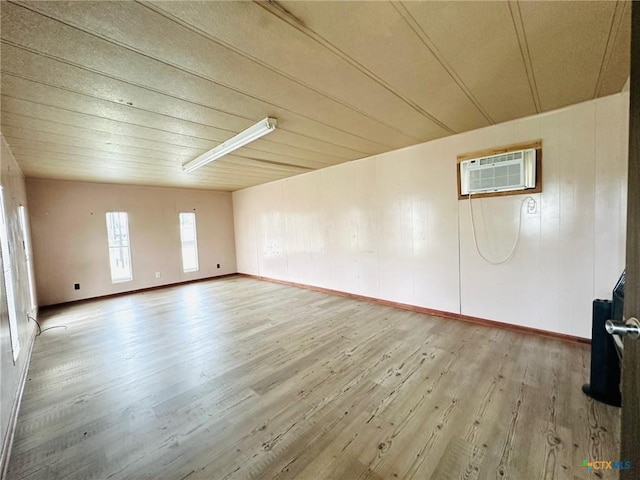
22, 176, 246, 191
0, 88, 240, 145
7, 1, 403, 151
392, 1, 495, 125
0, 101, 236, 149
19, 174, 237, 187
1, 82, 344, 165
221, 160, 313, 174
593, 0, 628, 98
14, 163, 262, 186
0, 36, 241, 121
234, 158, 313, 171
508, 1, 541, 113
4, 130, 318, 172
2, 113, 331, 170
12, 163, 279, 184
253, 0, 456, 135
140, 0, 436, 141
11, 153, 185, 172
0, 46, 376, 155
7, 131, 304, 184
2, 41, 362, 157
1, 122, 202, 156
2, 131, 193, 160
8, 140, 306, 176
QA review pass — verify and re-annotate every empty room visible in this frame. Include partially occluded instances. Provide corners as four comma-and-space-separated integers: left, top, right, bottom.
1, 1, 639, 479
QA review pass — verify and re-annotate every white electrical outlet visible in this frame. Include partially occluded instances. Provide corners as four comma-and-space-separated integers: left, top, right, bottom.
155, 272, 161, 278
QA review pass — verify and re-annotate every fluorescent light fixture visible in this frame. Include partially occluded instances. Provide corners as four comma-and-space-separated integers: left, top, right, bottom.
182, 117, 277, 172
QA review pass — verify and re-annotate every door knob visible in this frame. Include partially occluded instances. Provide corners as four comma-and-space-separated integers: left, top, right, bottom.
605, 317, 640, 339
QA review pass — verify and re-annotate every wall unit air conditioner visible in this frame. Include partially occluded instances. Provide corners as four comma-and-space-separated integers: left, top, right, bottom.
459, 148, 536, 195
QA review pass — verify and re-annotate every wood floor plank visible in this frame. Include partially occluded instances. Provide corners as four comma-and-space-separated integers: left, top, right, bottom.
6, 276, 620, 479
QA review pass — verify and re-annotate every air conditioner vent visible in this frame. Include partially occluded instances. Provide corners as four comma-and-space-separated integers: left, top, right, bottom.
477, 151, 523, 166
459, 148, 536, 195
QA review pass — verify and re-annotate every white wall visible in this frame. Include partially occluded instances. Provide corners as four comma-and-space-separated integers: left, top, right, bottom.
27, 180, 237, 306
233, 92, 629, 339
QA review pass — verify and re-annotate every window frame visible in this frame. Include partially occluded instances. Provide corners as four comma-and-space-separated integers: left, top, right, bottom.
0, 187, 21, 362
106, 211, 133, 283
179, 212, 199, 273
18, 205, 37, 311
456, 140, 543, 200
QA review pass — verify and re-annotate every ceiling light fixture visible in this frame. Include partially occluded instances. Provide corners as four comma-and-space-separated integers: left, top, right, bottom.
182, 117, 278, 173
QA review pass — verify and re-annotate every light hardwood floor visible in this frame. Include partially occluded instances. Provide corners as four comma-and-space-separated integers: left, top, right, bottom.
7, 276, 620, 479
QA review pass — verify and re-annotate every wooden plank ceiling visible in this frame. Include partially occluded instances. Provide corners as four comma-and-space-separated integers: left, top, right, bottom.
0, 1, 631, 191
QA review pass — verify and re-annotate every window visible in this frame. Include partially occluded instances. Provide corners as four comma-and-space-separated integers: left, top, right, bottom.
0, 187, 20, 362
179, 213, 199, 272
18, 205, 37, 311
106, 212, 132, 282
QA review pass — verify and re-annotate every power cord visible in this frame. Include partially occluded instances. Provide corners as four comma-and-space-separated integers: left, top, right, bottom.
27, 314, 67, 336
468, 193, 536, 265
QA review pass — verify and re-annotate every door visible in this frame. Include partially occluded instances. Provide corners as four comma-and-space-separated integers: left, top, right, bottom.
621, 3, 640, 478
